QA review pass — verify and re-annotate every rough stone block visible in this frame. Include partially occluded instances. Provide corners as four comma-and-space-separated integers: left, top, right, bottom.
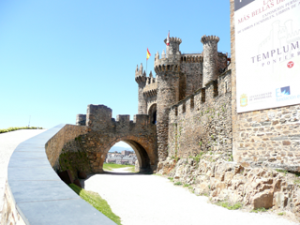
253, 191, 273, 209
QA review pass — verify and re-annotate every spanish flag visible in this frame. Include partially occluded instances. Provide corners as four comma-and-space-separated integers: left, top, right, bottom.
146, 48, 151, 60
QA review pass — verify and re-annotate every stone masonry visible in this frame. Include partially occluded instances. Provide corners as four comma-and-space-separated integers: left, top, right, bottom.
76, 104, 157, 173
136, 36, 228, 162
229, 0, 300, 171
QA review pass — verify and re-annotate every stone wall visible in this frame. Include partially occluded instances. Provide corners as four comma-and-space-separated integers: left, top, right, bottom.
1, 182, 26, 225
168, 69, 232, 159
59, 138, 92, 180
230, 0, 300, 170
180, 58, 203, 97
45, 124, 88, 171
158, 156, 300, 221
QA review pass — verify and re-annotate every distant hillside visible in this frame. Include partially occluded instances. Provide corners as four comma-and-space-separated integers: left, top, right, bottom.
109, 146, 133, 153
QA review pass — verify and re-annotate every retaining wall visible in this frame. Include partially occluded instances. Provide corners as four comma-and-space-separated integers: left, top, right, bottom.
1, 124, 116, 225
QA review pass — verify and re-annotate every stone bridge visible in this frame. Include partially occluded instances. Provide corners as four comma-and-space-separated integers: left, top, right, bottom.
76, 105, 157, 172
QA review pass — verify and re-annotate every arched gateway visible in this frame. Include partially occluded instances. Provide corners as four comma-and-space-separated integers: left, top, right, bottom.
76, 104, 157, 172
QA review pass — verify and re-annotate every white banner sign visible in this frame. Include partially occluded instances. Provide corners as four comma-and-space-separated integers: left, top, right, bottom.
235, 0, 300, 113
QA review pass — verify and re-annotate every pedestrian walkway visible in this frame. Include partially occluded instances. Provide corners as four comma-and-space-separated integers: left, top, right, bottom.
82, 170, 299, 225
0, 129, 45, 220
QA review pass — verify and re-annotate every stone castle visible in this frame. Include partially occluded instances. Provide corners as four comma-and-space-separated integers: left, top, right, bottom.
136, 36, 229, 162
72, 34, 231, 172
60, 31, 299, 216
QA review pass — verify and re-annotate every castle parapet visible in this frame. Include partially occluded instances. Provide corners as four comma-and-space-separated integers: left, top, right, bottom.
134, 114, 149, 125
169, 69, 231, 119
181, 54, 203, 63
154, 54, 181, 73
135, 63, 146, 84
143, 82, 157, 98
154, 37, 182, 74
116, 115, 130, 123
86, 104, 113, 131
143, 72, 157, 97
84, 104, 155, 133
76, 114, 86, 126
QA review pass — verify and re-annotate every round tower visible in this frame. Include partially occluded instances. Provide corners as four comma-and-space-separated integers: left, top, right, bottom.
154, 37, 182, 161
201, 35, 220, 87
164, 37, 182, 57
135, 63, 147, 114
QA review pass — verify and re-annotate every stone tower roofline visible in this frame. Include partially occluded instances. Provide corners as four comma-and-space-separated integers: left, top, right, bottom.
164, 37, 182, 45
135, 63, 146, 84
200, 35, 220, 44
154, 49, 181, 74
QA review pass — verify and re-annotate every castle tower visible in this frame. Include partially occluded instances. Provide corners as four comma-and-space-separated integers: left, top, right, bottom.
165, 37, 181, 57
135, 63, 147, 114
154, 37, 182, 161
201, 35, 220, 86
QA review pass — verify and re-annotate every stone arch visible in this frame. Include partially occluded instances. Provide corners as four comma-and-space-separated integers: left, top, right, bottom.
80, 105, 157, 173
148, 103, 157, 125
101, 136, 154, 172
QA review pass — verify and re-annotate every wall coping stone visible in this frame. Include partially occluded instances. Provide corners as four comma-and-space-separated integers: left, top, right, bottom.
7, 124, 116, 225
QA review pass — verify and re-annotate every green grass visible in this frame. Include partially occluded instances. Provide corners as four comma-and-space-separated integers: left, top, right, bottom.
0, 126, 43, 134
276, 169, 288, 176
174, 181, 182, 186
69, 184, 122, 225
251, 207, 267, 213
183, 184, 190, 187
216, 201, 242, 210
168, 177, 174, 182
278, 212, 286, 216
103, 163, 135, 172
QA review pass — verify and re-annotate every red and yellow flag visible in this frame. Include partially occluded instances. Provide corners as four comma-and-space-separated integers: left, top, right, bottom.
146, 48, 151, 60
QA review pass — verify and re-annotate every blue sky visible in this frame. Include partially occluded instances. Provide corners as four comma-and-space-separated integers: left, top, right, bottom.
0, 0, 231, 130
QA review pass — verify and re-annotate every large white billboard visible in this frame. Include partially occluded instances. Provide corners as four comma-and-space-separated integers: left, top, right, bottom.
235, 0, 300, 113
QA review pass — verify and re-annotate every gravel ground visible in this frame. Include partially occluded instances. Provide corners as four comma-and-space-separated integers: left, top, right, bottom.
0, 129, 46, 220
83, 169, 299, 225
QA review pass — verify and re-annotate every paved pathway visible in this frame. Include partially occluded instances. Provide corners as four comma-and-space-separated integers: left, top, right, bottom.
0, 129, 46, 220
83, 169, 299, 225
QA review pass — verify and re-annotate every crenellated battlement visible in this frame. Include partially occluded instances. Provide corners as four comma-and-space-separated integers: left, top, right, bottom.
181, 54, 203, 63
80, 104, 156, 133
164, 37, 182, 45
76, 114, 86, 126
154, 49, 181, 73
135, 63, 146, 84
143, 71, 157, 97
200, 35, 220, 44
143, 82, 157, 98
169, 69, 231, 122
154, 36, 182, 74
